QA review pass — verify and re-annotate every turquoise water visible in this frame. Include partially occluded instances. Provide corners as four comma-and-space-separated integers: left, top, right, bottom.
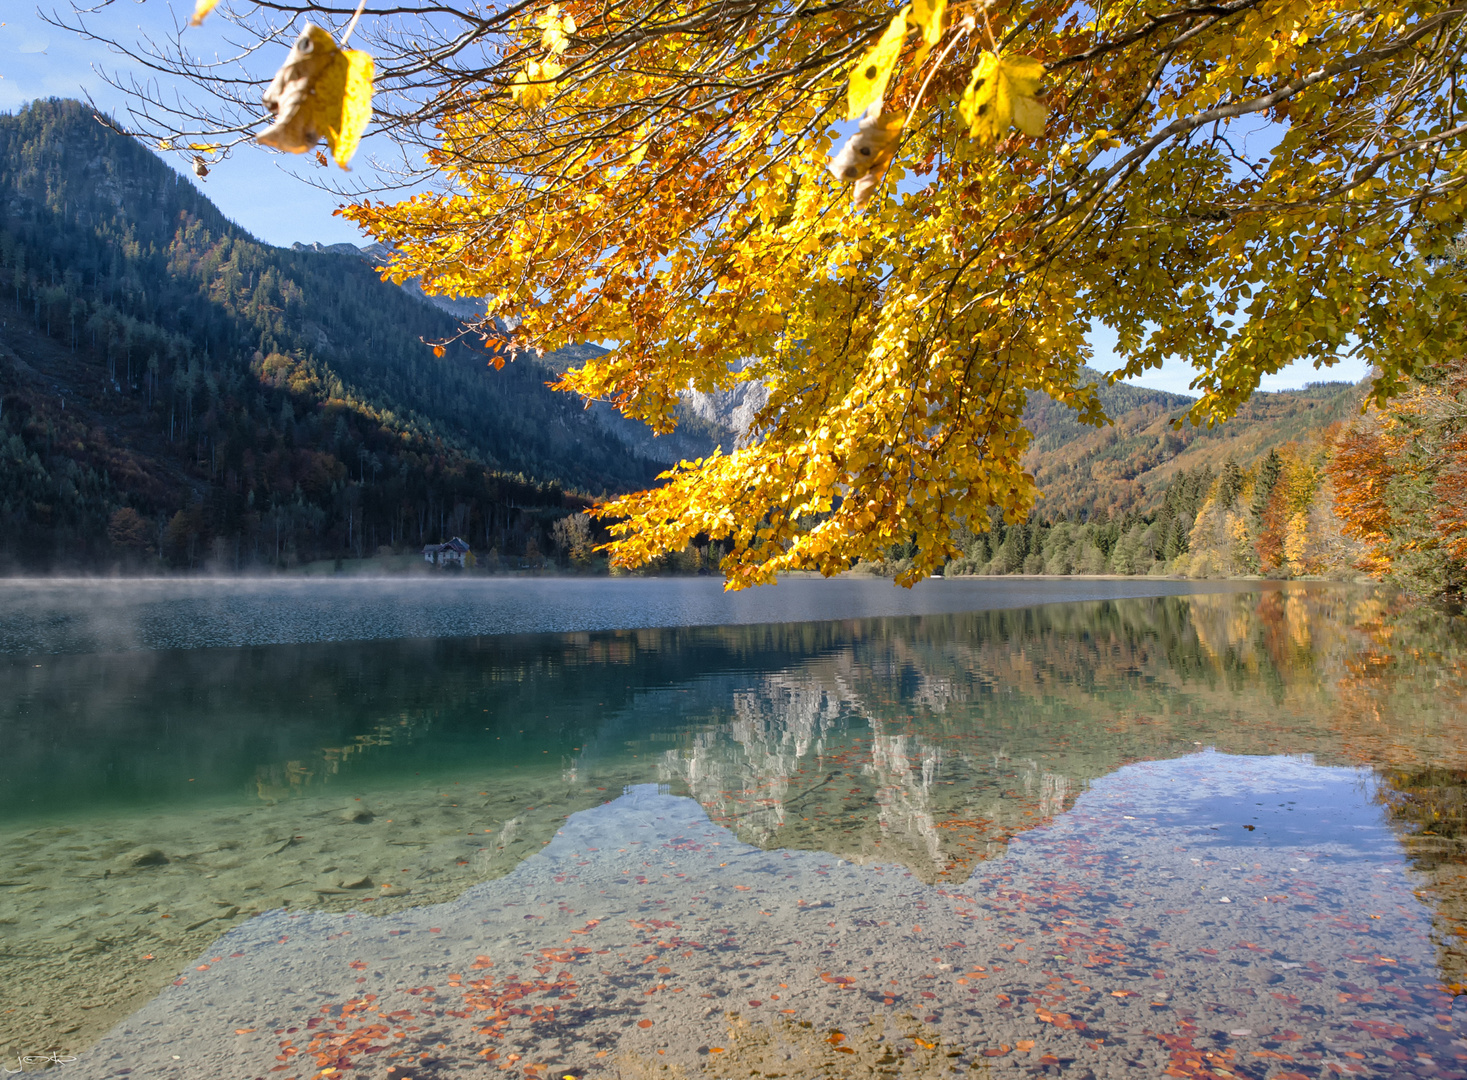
2, 579, 1466, 1079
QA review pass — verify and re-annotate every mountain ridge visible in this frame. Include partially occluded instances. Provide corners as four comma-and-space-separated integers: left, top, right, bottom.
0, 99, 672, 569
1022, 371, 1364, 520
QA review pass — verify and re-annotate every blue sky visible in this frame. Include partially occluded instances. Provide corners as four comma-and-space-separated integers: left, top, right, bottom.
0, 3, 1369, 397
1, 2, 376, 248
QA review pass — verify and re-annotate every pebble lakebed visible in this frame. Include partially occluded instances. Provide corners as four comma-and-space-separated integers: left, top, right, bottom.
55, 754, 1467, 1080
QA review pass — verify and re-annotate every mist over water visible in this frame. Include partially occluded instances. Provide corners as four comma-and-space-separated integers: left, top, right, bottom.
0, 575, 1250, 655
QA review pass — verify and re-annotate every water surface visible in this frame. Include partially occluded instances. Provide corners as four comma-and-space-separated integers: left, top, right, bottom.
2, 580, 1465, 1079
0, 575, 1244, 654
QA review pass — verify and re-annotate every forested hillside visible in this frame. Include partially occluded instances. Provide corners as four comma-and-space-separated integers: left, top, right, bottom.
1021, 375, 1363, 519
937, 361, 1466, 612
0, 99, 668, 571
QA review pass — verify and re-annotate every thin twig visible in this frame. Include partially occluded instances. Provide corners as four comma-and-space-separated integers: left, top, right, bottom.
341, 0, 369, 45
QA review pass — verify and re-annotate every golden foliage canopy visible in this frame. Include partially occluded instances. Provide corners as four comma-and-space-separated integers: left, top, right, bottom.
95, 0, 1467, 586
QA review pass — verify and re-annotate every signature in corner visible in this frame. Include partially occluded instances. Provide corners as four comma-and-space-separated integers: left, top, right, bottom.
4, 1052, 79, 1073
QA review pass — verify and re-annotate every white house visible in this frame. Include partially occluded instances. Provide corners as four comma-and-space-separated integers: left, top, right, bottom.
422, 537, 471, 567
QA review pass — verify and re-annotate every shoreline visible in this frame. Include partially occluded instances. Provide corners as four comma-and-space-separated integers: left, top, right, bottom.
0, 565, 1367, 583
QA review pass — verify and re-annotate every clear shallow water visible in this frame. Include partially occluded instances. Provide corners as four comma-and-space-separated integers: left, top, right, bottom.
3, 581, 1467, 1080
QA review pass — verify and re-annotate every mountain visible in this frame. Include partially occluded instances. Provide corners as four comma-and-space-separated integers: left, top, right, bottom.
1022, 373, 1364, 520
0, 99, 682, 571
909, 376, 1372, 583
286, 240, 1367, 531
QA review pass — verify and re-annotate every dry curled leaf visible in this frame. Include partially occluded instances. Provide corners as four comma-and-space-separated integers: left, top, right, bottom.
828, 109, 902, 181
829, 109, 904, 209
257, 23, 374, 169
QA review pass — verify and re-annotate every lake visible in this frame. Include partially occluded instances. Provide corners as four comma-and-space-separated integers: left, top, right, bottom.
2, 577, 1465, 1079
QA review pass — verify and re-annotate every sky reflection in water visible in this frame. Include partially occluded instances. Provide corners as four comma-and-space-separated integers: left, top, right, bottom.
2, 582, 1466, 1079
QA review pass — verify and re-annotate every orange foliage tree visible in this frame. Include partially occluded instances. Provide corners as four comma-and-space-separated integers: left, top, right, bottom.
1328, 355, 1467, 606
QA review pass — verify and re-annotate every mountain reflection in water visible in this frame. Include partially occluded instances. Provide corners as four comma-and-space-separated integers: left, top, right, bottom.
3, 584, 1467, 1073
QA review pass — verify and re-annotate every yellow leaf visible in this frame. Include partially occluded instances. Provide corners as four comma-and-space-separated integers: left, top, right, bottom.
539, 4, 574, 55
1001, 54, 1045, 97
959, 51, 1046, 145
624, 122, 652, 166
846, 7, 910, 121
329, 48, 374, 168
189, 0, 220, 26
909, 0, 945, 62
256, 25, 373, 169
188, 142, 221, 153
511, 58, 563, 110
1012, 94, 1047, 137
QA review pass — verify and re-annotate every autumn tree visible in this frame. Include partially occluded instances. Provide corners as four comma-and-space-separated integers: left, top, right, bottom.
73, 0, 1467, 586
1329, 354, 1467, 607
551, 511, 596, 567
107, 507, 154, 556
